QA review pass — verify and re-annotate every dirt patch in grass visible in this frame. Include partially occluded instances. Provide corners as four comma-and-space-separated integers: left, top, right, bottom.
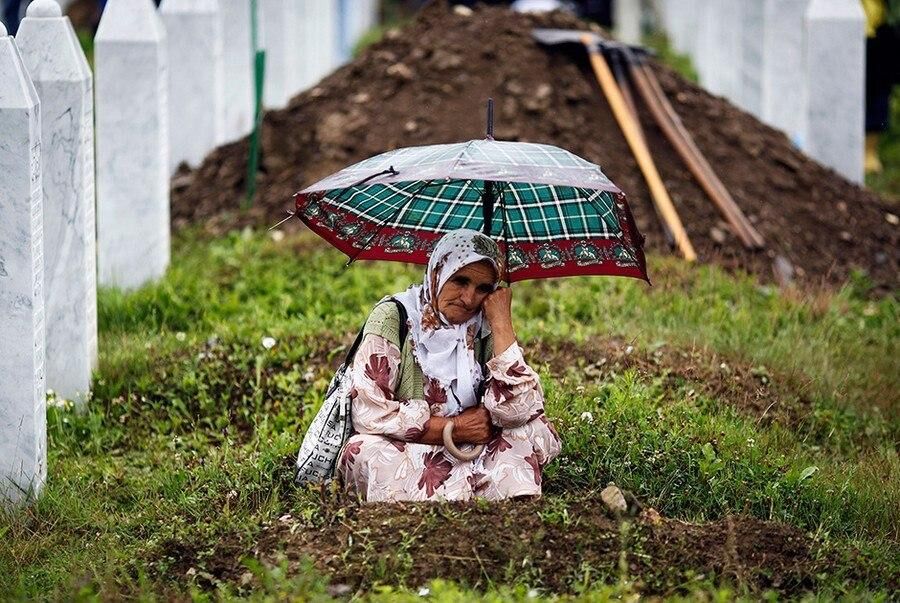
179, 496, 820, 596
99, 332, 816, 444
95, 334, 346, 443
530, 337, 815, 428
171, 2, 898, 296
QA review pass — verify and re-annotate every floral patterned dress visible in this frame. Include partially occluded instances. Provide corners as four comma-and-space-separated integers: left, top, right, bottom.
338, 303, 562, 502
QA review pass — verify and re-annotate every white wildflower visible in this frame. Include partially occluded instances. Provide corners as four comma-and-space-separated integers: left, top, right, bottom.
417, 587, 430, 596
175, 331, 186, 342
262, 336, 277, 349
580, 411, 594, 423
270, 229, 285, 242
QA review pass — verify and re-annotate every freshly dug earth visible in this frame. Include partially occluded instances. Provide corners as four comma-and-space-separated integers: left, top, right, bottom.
171, 3, 898, 295
531, 337, 816, 429
163, 496, 824, 596
138, 328, 882, 449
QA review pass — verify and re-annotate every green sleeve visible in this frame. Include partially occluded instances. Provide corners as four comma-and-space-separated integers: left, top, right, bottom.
362, 302, 403, 349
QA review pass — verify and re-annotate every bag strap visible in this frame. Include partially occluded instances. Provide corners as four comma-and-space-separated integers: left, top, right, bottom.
478, 329, 488, 368
393, 298, 409, 350
341, 298, 409, 366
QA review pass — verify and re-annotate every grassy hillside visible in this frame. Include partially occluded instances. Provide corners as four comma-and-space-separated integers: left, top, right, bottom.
1, 229, 896, 600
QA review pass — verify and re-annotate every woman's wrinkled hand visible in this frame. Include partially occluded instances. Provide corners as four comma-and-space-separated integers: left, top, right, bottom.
482, 287, 517, 356
481, 287, 513, 330
453, 406, 495, 445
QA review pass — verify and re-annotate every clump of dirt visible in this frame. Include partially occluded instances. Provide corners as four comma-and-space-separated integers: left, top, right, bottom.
531, 337, 815, 428
181, 496, 820, 596
171, 3, 898, 295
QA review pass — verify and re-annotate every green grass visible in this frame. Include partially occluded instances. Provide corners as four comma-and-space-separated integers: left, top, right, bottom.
867, 86, 900, 200
1, 229, 896, 600
642, 30, 699, 84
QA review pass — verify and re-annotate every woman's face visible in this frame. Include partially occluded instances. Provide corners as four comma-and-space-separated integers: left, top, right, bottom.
436, 260, 498, 324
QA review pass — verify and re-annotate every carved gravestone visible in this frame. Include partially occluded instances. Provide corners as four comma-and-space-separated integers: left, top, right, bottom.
219, 0, 254, 141
804, 0, 865, 183
613, 0, 641, 46
17, 0, 97, 405
159, 0, 225, 172
95, 0, 170, 290
259, 0, 299, 108
0, 21, 47, 507
761, 0, 809, 145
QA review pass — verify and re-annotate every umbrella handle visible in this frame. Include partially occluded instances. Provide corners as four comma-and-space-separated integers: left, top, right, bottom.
442, 421, 485, 462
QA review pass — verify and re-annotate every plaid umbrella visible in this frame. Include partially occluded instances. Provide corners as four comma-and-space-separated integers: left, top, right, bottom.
292, 139, 648, 283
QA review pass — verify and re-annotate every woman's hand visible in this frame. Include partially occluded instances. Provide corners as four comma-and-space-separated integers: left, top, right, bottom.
482, 287, 512, 329
418, 407, 495, 446
482, 287, 516, 355
451, 406, 495, 445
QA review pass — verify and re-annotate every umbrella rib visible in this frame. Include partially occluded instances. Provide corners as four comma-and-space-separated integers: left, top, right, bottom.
583, 188, 629, 247
316, 167, 401, 213
345, 179, 436, 267
498, 181, 512, 283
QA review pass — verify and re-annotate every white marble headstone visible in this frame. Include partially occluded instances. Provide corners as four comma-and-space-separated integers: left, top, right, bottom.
740, 1, 765, 116
219, 0, 254, 141
17, 0, 97, 406
671, 0, 698, 55
159, 0, 224, 173
761, 0, 809, 145
294, 0, 317, 93
349, 0, 377, 58
311, 0, 337, 83
803, 0, 865, 183
694, 0, 720, 94
0, 22, 47, 507
259, 0, 298, 108
716, 0, 744, 104
613, 0, 641, 46
95, 0, 170, 290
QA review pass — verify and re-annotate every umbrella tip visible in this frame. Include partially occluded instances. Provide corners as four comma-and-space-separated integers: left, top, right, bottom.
486, 98, 494, 140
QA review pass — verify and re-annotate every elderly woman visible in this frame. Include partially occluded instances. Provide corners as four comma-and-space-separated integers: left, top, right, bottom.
338, 229, 561, 502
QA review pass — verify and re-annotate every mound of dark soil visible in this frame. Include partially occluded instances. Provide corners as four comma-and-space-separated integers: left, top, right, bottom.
175, 496, 819, 596
171, 3, 898, 295
532, 337, 816, 428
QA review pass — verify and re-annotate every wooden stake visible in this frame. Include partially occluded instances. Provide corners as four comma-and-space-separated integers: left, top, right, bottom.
581, 35, 697, 262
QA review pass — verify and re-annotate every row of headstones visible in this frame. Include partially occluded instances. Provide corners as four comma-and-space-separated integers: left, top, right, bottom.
0, 0, 376, 507
616, 0, 865, 184
164, 0, 377, 174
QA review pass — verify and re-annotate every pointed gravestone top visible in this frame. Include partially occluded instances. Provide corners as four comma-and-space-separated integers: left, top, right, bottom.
0, 0, 45, 509
18, 3, 90, 82
26, 0, 62, 18
96, 0, 165, 43
0, 31, 40, 110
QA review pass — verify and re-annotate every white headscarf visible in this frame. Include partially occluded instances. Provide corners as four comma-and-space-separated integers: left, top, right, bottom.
393, 229, 503, 414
